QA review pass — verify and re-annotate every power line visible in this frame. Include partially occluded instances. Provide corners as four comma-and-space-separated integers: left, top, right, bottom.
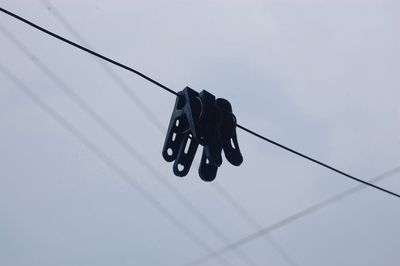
212, 183, 300, 266
38, 2, 299, 265
237, 124, 400, 199
0, 24, 257, 266
32, 6, 396, 266
2, 5, 400, 265
0, 6, 177, 96
0, 6, 399, 199
0, 25, 262, 265
187, 165, 400, 265
0, 64, 230, 266
39, 0, 165, 132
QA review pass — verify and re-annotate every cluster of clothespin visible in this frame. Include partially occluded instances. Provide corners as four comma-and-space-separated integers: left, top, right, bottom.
162, 87, 243, 181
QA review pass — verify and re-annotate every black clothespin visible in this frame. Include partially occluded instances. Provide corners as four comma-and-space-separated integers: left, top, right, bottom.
197, 90, 223, 181
162, 87, 201, 177
162, 87, 243, 181
199, 98, 243, 181
215, 98, 243, 166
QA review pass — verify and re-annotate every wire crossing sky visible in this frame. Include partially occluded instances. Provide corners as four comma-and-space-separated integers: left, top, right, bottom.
1, 2, 399, 266
187, 165, 400, 265
37, 1, 298, 265
0, 23, 260, 266
0, 64, 236, 266
0, 5, 399, 200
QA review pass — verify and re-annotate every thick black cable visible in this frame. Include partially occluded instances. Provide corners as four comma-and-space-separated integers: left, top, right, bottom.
237, 124, 400, 199
0, 6, 399, 199
0, 6, 177, 96
187, 165, 400, 265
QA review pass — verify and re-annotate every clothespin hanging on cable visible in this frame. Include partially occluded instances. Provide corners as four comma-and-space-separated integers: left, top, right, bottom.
162, 87, 243, 181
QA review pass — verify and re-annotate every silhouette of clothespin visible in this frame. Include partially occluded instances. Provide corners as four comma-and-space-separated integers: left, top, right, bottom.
162, 87, 243, 181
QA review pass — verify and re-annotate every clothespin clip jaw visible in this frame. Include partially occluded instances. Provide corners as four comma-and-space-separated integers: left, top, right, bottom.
198, 97, 243, 182
197, 90, 223, 181
162, 87, 243, 181
215, 98, 243, 166
162, 87, 201, 176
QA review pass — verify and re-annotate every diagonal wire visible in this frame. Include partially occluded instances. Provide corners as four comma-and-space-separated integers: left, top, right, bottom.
38, 2, 299, 264
212, 183, 300, 266
40, 0, 164, 132
187, 165, 400, 266
2, 4, 399, 264
0, 6, 399, 199
236, 125, 400, 199
31, 3, 396, 264
0, 64, 231, 266
0, 6, 177, 96
37, 2, 299, 264
0, 24, 257, 266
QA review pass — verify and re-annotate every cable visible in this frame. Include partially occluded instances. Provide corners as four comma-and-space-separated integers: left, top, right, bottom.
0, 6, 177, 96
41, 3, 299, 264
212, 183, 300, 266
0, 6, 399, 199
0, 64, 230, 266
0, 25, 258, 266
39, 0, 165, 132
187, 165, 400, 265
237, 124, 400, 199
37, 2, 298, 264
2, 5, 399, 265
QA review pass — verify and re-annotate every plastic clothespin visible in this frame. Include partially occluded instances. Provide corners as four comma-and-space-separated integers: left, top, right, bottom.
215, 98, 243, 166
197, 90, 223, 181
162, 87, 243, 181
162, 87, 201, 177
199, 98, 243, 181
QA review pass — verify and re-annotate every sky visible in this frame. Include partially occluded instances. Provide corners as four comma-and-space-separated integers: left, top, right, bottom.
0, 0, 399, 265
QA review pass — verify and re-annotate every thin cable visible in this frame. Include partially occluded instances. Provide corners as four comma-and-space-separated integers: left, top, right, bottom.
40, 0, 165, 132
0, 25, 257, 266
2, 6, 400, 264
33, 2, 260, 261
0, 64, 230, 266
0, 6, 399, 199
0, 6, 177, 96
237, 124, 400, 199
32, 4, 258, 262
187, 165, 400, 265
212, 183, 300, 266
40, 3, 300, 263
39, 3, 297, 264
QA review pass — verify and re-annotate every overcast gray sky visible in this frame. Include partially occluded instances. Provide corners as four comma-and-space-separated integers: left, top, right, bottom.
0, 0, 399, 265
